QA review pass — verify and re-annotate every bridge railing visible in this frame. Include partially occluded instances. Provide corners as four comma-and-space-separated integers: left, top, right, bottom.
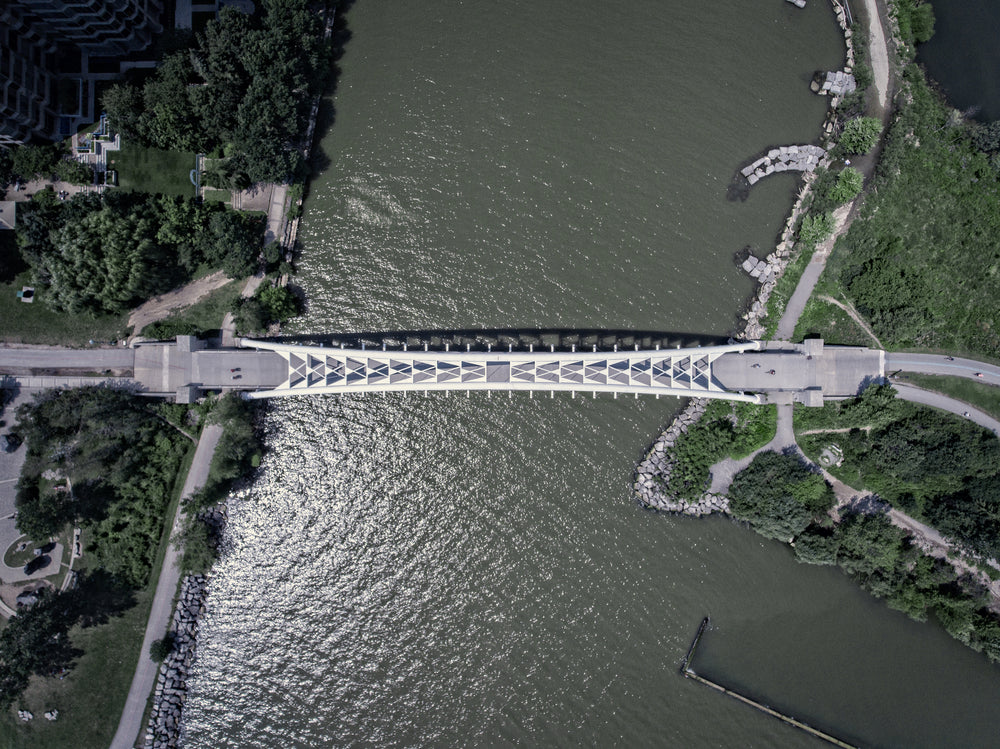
238, 339, 763, 403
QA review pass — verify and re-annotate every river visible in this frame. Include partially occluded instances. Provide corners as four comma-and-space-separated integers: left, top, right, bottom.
917, 0, 1000, 122
181, 2, 1000, 746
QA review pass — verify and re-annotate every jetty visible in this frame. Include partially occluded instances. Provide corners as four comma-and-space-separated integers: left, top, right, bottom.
681, 618, 859, 749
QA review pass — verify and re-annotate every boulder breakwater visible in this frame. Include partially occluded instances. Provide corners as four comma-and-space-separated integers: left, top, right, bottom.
144, 574, 208, 749
633, 399, 730, 515
740, 145, 826, 186
634, 0, 856, 513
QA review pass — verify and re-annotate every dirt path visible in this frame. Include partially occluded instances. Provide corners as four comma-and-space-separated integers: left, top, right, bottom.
127, 271, 232, 340
798, 425, 872, 435
817, 294, 883, 347
861, 0, 891, 117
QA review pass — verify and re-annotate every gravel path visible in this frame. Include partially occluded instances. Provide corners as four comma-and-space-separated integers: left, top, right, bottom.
127, 272, 232, 341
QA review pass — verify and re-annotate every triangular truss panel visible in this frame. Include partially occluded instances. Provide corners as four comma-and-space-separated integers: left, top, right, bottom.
248, 341, 756, 403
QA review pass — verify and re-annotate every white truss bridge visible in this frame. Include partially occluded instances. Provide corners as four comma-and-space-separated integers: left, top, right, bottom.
238, 339, 764, 402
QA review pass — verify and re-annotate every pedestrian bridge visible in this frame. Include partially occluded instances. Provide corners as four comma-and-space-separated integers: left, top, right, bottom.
234, 337, 885, 405
237, 339, 766, 402
0, 335, 885, 405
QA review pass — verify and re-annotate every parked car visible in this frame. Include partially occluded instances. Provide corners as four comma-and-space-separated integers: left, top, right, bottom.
23, 555, 50, 576
1, 433, 21, 452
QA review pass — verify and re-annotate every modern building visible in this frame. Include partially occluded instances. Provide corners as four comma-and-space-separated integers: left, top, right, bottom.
0, 0, 164, 145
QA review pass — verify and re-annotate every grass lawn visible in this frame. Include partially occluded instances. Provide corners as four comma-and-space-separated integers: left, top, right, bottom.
0, 439, 198, 749
892, 373, 1000, 421
793, 295, 877, 347
112, 144, 198, 198
202, 188, 231, 204
0, 274, 129, 346
140, 280, 241, 338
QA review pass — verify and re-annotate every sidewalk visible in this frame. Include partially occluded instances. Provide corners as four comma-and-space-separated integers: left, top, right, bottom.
109, 424, 223, 749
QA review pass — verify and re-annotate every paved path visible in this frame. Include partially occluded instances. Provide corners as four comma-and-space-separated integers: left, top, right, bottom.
886, 353, 1000, 383
861, 0, 891, 117
110, 424, 223, 749
774, 203, 852, 341
892, 383, 1000, 436
263, 184, 288, 246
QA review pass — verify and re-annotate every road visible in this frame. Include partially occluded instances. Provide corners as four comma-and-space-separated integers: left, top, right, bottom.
109, 423, 223, 749
892, 383, 1000, 436
0, 347, 134, 372
885, 353, 1000, 383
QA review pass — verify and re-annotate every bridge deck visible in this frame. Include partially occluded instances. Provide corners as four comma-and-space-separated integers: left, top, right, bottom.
238, 339, 765, 402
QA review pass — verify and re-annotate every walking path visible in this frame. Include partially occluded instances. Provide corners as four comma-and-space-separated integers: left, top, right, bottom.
861, 0, 891, 117
774, 202, 852, 341
127, 272, 232, 342
109, 424, 223, 749
817, 294, 883, 348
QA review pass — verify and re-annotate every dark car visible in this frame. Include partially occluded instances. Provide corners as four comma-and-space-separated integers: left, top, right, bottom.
1, 433, 21, 453
23, 555, 50, 576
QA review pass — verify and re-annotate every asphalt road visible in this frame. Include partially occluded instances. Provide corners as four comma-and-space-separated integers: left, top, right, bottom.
892, 383, 1000, 436
109, 424, 223, 749
0, 347, 134, 372
885, 353, 1000, 383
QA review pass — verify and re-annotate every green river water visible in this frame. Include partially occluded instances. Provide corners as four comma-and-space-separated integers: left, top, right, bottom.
181, 2, 1000, 746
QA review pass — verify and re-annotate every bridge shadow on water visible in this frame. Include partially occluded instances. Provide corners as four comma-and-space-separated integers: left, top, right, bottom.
252, 328, 736, 352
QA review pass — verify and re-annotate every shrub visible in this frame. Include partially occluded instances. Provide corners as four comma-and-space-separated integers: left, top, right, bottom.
798, 212, 835, 247
149, 633, 175, 662
827, 167, 864, 205
840, 117, 883, 154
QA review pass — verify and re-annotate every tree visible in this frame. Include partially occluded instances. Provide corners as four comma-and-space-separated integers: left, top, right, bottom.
828, 166, 864, 204
10, 144, 63, 181
203, 209, 263, 278
793, 525, 839, 565
840, 117, 883, 154
139, 53, 202, 151
729, 452, 835, 542
55, 159, 94, 186
257, 284, 299, 323
102, 83, 146, 142
155, 195, 209, 273
799, 212, 835, 247
231, 296, 266, 334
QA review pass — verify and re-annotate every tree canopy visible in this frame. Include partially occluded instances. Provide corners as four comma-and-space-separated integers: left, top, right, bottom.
840, 117, 883, 154
728, 451, 835, 541
15, 191, 264, 314
102, 0, 330, 183
15, 387, 190, 587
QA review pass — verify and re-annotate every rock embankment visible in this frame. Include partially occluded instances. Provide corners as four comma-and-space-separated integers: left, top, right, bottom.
632, 0, 860, 512
144, 574, 208, 749
634, 399, 731, 515
812, 70, 856, 97
740, 145, 826, 186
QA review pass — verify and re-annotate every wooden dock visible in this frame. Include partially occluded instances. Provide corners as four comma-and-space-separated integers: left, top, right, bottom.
681, 618, 859, 749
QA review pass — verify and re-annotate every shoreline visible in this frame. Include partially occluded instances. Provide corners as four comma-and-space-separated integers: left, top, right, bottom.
136, 5, 341, 745
635, 0, 862, 514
